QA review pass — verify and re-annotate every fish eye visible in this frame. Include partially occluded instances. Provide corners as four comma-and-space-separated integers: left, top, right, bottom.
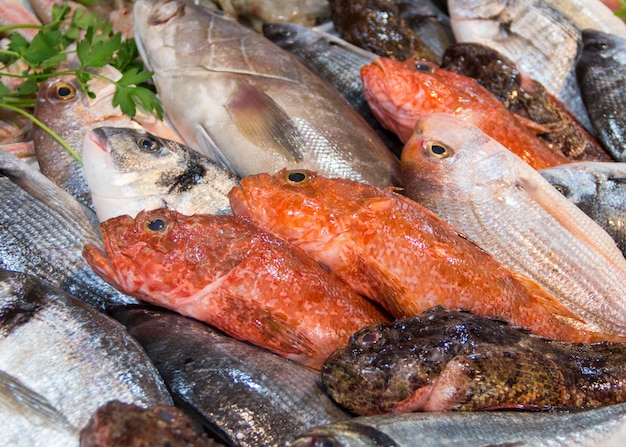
584, 40, 610, 52
143, 216, 171, 233
136, 136, 161, 154
285, 170, 309, 184
53, 82, 77, 101
357, 330, 381, 346
552, 183, 570, 197
427, 141, 451, 159
414, 61, 436, 73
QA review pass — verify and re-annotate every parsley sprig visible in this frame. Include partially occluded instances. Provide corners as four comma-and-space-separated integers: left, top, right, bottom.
616, 0, 626, 19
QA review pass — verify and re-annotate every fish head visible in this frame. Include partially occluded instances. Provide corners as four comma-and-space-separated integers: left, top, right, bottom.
360, 58, 458, 143
539, 163, 600, 208
579, 29, 626, 64
287, 422, 380, 447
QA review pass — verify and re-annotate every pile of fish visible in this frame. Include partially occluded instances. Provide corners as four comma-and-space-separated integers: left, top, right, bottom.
2, 0, 626, 445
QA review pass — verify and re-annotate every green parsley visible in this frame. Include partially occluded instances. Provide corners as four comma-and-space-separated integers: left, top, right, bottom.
616, 0, 626, 19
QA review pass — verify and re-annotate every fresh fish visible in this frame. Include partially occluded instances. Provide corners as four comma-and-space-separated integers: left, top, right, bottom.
225, 0, 330, 31
83, 208, 388, 369
0, 149, 138, 312
261, 21, 404, 158
360, 57, 571, 169
82, 126, 239, 222
322, 306, 626, 415
33, 65, 183, 209
576, 29, 626, 160
441, 42, 611, 161
328, 0, 439, 62
133, 0, 401, 187
228, 169, 616, 344
0, 0, 41, 40
109, 304, 353, 447
0, 270, 173, 447
540, 161, 626, 255
287, 403, 626, 447
401, 112, 626, 338
447, 0, 626, 132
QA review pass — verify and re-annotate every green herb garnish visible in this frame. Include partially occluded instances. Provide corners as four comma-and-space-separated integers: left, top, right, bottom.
616, 0, 626, 19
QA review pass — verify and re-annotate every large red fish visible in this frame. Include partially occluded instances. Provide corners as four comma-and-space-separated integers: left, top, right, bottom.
82, 209, 389, 369
360, 57, 571, 170
229, 170, 625, 344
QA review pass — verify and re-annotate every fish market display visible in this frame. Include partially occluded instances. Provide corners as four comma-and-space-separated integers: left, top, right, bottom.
441, 42, 611, 161
228, 169, 615, 343
82, 127, 239, 222
133, 0, 401, 187
540, 161, 626, 256
0, 270, 173, 447
322, 307, 626, 415
0, 150, 138, 312
110, 304, 352, 447
447, 0, 626, 132
83, 208, 388, 369
287, 403, 626, 447
401, 112, 626, 339
360, 57, 570, 169
576, 29, 626, 161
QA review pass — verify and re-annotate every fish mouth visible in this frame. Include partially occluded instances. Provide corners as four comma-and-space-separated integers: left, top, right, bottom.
87, 128, 110, 153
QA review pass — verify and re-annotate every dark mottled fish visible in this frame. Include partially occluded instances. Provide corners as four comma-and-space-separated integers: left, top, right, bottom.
109, 304, 353, 447
0, 149, 138, 312
288, 404, 626, 447
540, 161, 626, 256
0, 271, 173, 447
576, 29, 626, 161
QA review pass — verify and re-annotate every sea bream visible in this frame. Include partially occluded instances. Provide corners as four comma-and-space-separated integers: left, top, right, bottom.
132, 0, 401, 187
82, 126, 239, 222
401, 112, 626, 339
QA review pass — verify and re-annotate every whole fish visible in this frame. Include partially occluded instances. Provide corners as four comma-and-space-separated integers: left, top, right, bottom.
447, 0, 626, 132
401, 112, 626, 338
83, 208, 388, 369
576, 29, 626, 160
360, 57, 570, 169
0, 270, 173, 447
228, 169, 616, 344
540, 161, 626, 255
0, 150, 138, 312
261, 22, 404, 158
82, 126, 239, 222
441, 42, 611, 161
322, 307, 626, 415
287, 404, 626, 447
133, 0, 401, 187
109, 304, 353, 447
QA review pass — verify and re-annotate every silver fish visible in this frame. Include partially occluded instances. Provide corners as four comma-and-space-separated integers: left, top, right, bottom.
0, 270, 173, 447
133, 0, 401, 187
447, 0, 626, 133
401, 112, 626, 338
288, 404, 626, 447
540, 161, 626, 256
83, 126, 239, 222
576, 29, 626, 161
0, 149, 138, 312
109, 304, 353, 447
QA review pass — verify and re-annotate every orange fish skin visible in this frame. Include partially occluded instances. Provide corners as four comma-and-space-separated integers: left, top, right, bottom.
228, 170, 624, 345
360, 57, 571, 170
82, 209, 388, 370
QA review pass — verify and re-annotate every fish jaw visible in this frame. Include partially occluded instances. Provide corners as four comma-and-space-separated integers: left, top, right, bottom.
82, 243, 139, 295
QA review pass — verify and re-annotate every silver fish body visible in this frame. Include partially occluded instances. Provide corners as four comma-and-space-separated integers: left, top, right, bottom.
288, 404, 626, 447
447, 0, 626, 133
576, 29, 626, 160
0, 150, 138, 312
109, 304, 353, 447
540, 161, 626, 256
401, 112, 626, 338
0, 270, 173, 447
83, 126, 239, 222
133, 0, 401, 187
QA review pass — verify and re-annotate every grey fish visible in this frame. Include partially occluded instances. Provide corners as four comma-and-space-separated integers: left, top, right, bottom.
261, 22, 404, 158
109, 304, 353, 447
0, 270, 173, 447
0, 149, 139, 312
576, 29, 626, 161
82, 126, 239, 222
396, 0, 455, 61
540, 161, 626, 256
133, 0, 401, 187
448, 0, 626, 133
287, 404, 626, 447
